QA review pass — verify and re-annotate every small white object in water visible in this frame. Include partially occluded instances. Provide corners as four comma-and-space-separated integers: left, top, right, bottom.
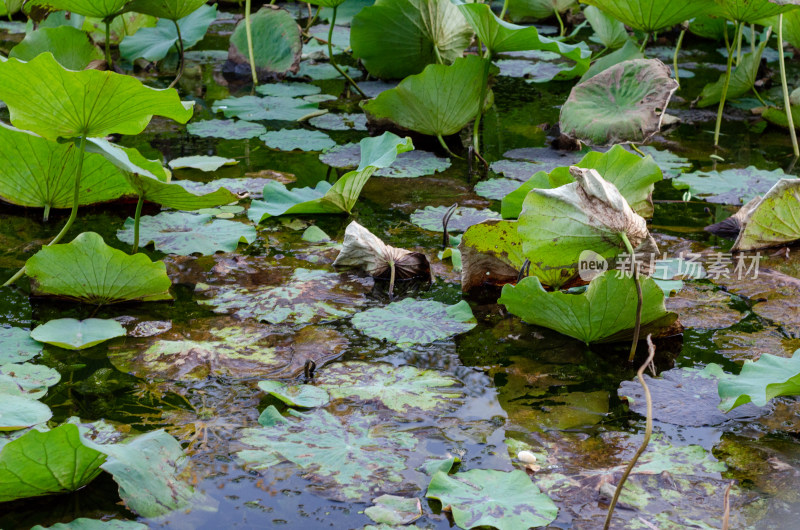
517, 450, 537, 464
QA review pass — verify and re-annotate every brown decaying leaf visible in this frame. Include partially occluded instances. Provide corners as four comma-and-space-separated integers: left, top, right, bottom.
333, 221, 431, 280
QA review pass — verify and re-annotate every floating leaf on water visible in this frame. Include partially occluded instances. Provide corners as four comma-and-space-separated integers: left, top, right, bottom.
308, 112, 368, 131
110, 322, 348, 379
490, 159, 552, 181
410, 205, 501, 233
226, 7, 302, 79
0, 424, 103, 500
117, 212, 257, 256
715, 349, 800, 412
186, 119, 267, 140
27, 232, 173, 305
362, 55, 487, 138
500, 271, 677, 344
459, 219, 526, 292
256, 81, 321, 98
119, 4, 216, 62
31, 518, 148, 530
302, 225, 332, 242
258, 381, 331, 408
619, 366, 763, 426
732, 179, 800, 251
174, 175, 289, 197
316, 361, 464, 415
0, 326, 42, 364
30, 318, 126, 350
712, 327, 796, 362
474, 178, 521, 201
261, 129, 336, 152
351, 298, 477, 346
200, 268, 372, 325
212, 95, 317, 122
581, 0, 712, 32
237, 408, 418, 501
673, 166, 788, 205
295, 61, 361, 80
426, 468, 558, 530
321, 144, 450, 178
351, 0, 472, 79
365, 495, 423, 526
333, 221, 431, 281
0, 394, 52, 432
631, 145, 692, 178
9, 25, 103, 70
664, 283, 742, 330
0, 363, 60, 399
168, 155, 238, 172
560, 59, 678, 146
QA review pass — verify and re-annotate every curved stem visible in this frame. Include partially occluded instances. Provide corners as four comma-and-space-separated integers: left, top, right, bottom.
328, 6, 366, 97
305, 4, 320, 32
639, 32, 649, 53
621, 233, 642, 363
132, 193, 144, 254
3, 135, 88, 287
388, 259, 396, 299
168, 19, 185, 89
104, 20, 112, 68
715, 22, 741, 147
553, 8, 565, 37
630, 144, 645, 157
603, 336, 655, 530
673, 28, 686, 85
245, 0, 258, 86
437, 135, 463, 160
499, 0, 509, 20
779, 15, 799, 158
472, 56, 492, 159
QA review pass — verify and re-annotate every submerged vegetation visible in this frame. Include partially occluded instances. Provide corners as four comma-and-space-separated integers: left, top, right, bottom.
2, 0, 800, 528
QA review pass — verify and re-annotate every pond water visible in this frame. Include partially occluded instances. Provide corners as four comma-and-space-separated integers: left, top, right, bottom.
2, 4, 800, 530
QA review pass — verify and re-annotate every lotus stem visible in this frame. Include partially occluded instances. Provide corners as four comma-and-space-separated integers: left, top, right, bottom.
388, 259, 396, 299
553, 8, 565, 37
603, 335, 655, 530
499, 0, 509, 20
472, 57, 492, 160
673, 27, 686, 85
714, 22, 741, 147
736, 22, 743, 65
328, 6, 366, 98
43, 204, 51, 223
3, 135, 88, 287
245, 0, 258, 87
168, 19, 185, 89
620, 232, 642, 363
630, 144, 645, 157
778, 15, 799, 158
437, 134, 463, 160
722, 481, 733, 530
104, 20, 112, 68
132, 193, 145, 254
639, 33, 649, 53
305, 4, 320, 32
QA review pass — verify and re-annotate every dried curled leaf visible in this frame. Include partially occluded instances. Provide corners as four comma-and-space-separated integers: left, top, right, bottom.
332, 221, 431, 280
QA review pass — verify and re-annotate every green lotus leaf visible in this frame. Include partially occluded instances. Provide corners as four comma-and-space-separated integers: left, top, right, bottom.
455, 1, 590, 77
27, 0, 130, 18
296, 61, 361, 80
0, 326, 42, 364
502, 144, 662, 218
0, 123, 131, 214
305, 0, 347, 7
714, 0, 796, 23
168, 155, 237, 172
732, 179, 800, 251
117, 212, 256, 255
410, 205, 501, 233
26, 232, 173, 304
0, 362, 61, 399
30, 318, 126, 350
634, 145, 691, 178
458, 219, 527, 293
0, 424, 104, 500
426, 469, 558, 530
0, 0, 22, 15
258, 380, 331, 408
672, 166, 788, 204
110, 324, 348, 379
716, 349, 800, 411
81, 12, 158, 46
579, 39, 643, 82
125, 0, 207, 19
581, 0, 712, 32
499, 271, 677, 343
308, 112, 368, 131
200, 268, 371, 325
0, 53, 192, 140
212, 95, 318, 121
362, 56, 486, 137
249, 132, 412, 221
261, 129, 336, 152
186, 119, 266, 139
9, 26, 103, 70
697, 40, 766, 108
507, 0, 575, 21
81, 429, 199, 518
517, 167, 656, 287
119, 4, 216, 62
351, 299, 477, 346
316, 361, 464, 415
228, 7, 302, 78
31, 519, 148, 530
320, 143, 450, 178
0, 395, 52, 431
256, 82, 321, 98
174, 177, 276, 197
474, 178, 521, 201
84, 138, 169, 182
365, 495, 423, 526
584, 5, 629, 49
351, 0, 472, 79
237, 408, 417, 501
559, 58, 679, 146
